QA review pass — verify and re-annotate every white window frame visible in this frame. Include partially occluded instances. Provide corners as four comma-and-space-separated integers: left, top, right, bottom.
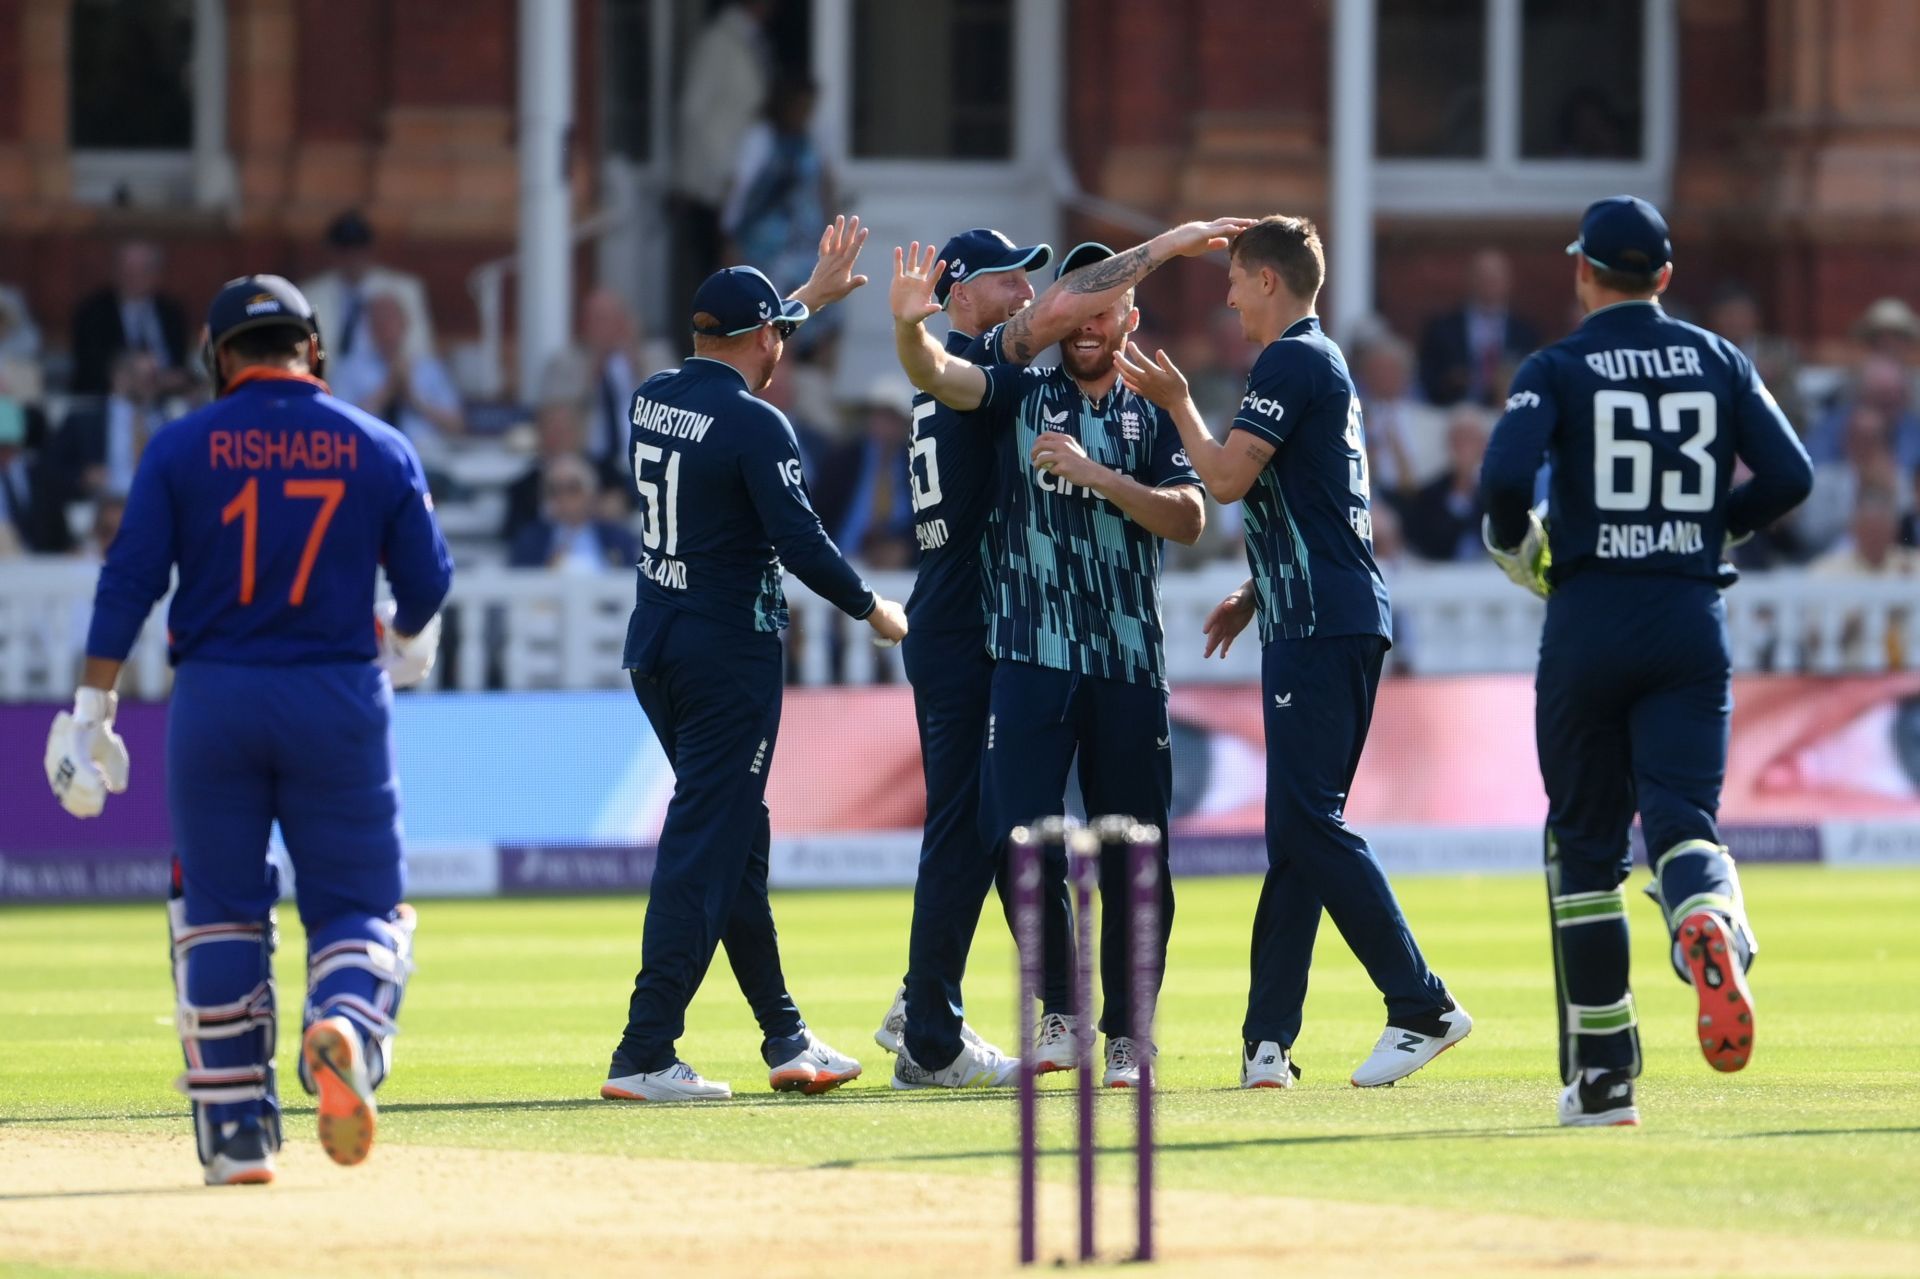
1374, 0, 1675, 215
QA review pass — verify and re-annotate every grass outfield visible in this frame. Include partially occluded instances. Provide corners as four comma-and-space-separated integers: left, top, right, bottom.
3, 865, 1918, 1275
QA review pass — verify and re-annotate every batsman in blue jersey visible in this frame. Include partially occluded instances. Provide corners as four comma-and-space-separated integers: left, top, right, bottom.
1116, 216, 1470, 1090
1478, 196, 1813, 1126
893, 238, 1209, 1090
600, 219, 910, 1102
45, 275, 452, 1185
874, 219, 1254, 1084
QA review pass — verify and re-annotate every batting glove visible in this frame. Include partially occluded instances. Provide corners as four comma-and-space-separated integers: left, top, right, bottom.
44, 687, 131, 819
375, 600, 442, 689
1482, 504, 1553, 600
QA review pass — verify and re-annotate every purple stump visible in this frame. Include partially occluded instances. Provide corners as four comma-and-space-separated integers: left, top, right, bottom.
1069, 827, 1099, 1264
1012, 826, 1042, 1266
1129, 825, 1162, 1263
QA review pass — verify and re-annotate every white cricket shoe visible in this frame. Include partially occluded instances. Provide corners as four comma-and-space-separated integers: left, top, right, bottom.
1558, 1069, 1640, 1127
767, 1031, 863, 1095
1103, 1036, 1154, 1089
1032, 1012, 1080, 1073
891, 1039, 1022, 1090
1241, 1040, 1300, 1089
1350, 1005, 1473, 1087
872, 984, 996, 1055
600, 1060, 732, 1101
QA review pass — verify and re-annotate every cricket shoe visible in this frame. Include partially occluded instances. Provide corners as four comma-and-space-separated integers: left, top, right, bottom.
1103, 1036, 1154, 1089
600, 1059, 732, 1101
1680, 911, 1756, 1073
891, 1039, 1022, 1090
1032, 1012, 1081, 1074
1241, 1040, 1301, 1089
304, 1015, 376, 1166
871, 984, 997, 1056
1558, 1070, 1640, 1127
203, 1117, 276, 1186
766, 1031, 863, 1095
1350, 1004, 1473, 1087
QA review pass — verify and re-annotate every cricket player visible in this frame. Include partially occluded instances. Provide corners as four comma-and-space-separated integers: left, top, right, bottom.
1114, 216, 1471, 1089
601, 220, 909, 1102
45, 274, 452, 1185
875, 219, 1255, 1081
891, 239, 1205, 1090
1478, 196, 1813, 1126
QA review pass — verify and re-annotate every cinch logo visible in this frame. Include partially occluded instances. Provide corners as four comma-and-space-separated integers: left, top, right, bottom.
1241, 393, 1286, 421
778, 458, 804, 487
1172, 449, 1191, 468
1506, 390, 1542, 412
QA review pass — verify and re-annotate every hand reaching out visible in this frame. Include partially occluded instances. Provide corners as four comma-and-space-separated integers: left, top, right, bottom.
1114, 342, 1192, 410
793, 215, 871, 312
890, 242, 947, 328
1161, 217, 1259, 259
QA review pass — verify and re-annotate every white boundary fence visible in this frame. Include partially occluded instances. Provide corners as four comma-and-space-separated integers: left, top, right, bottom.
1, 559, 1914, 700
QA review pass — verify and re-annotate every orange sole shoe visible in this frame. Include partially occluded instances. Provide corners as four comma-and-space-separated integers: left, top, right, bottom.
304, 1018, 377, 1165
1680, 912, 1755, 1072
770, 1066, 861, 1095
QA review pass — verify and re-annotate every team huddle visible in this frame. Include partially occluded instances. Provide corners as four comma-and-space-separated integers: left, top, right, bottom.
43, 194, 1812, 1185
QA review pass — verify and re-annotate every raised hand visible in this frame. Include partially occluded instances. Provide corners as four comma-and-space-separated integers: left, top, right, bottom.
1162, 217, 1259, 259
1114, 342, 1192, 410
793, 215, 872, 311
890, 242, 947, 327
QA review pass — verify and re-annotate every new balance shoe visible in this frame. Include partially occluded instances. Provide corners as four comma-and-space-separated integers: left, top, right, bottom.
203, 1117, 275, 1186
1241, 1040, 1301, 1089
1350, 1003, 1473, 1087
766, 1031, 863, 1095
600, 1059, 732, 1101
872, 983, 996, 1056
1032, 1012, 1081, 1074
1558, 1069, 1640, 1127
303, 1015, 376, 1166
891, 1038, 1022, 1090
1680, 911, 1756, 1073
1103, 1036, 1154, 1089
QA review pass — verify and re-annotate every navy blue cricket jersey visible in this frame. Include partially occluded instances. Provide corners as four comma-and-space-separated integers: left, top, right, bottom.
624, 357, 875, 639
904, 323, 1010, 634
1230, 317, 1392, 645
1480, 301, 1813, 585
87, 371, 453, 666
970, 362, 1200, 688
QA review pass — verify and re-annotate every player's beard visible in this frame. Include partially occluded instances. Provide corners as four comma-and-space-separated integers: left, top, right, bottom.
1060, 337, 1120, 383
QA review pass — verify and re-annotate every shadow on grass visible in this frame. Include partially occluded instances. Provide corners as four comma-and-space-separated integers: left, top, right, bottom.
1733, 1126, 1920, 1140
0, 1185, 312, 1203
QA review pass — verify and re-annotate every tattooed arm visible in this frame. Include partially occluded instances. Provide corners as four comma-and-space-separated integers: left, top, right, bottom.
994, 217, 1255, 364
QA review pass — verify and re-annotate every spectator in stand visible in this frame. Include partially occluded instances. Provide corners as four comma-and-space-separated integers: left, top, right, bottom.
1806, 352, 1920, 471
809, 381, 915, 570
0, 282, 42, 362
76, 493, 126, 564
670, 0, 778, 348
723, 74, 831, 305
0, 398, 70, 555
47, 349, 166, 502
1790, 403, 1911, 559
1354, 332, 1447, 501
332, 292, 465, 460
299, 210, 437, 366
1400, 405, 1492, 562
1854, 296, 1920, 367
507, 453, 640, 573
1707, 283, 1807, 439
1811, 487, 1917, 669
501, 399, 624, 546
1419, 248, 1540, 408
572, 287, 671, 479
69, 240, 191, 395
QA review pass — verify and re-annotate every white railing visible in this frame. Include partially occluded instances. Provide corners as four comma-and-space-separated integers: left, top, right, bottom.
2, 558, 1914, 700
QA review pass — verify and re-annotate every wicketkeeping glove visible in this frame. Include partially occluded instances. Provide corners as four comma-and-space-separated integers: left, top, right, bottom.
44, 687, 131, 819
375, 600, 442, 689
1482, 503, 1553, 600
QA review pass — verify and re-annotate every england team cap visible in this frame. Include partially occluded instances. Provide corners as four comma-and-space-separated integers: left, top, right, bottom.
690, 265, 809, 338
1054, 241, 1115, 280
1565, 195, 1672, 274
934, 228, 1052, 305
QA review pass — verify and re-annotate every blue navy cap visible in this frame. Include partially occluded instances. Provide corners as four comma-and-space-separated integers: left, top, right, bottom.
1054, 241, 1114, 281
691, 265, 808, 338
206, 274, 320, 350
934, 228, 1052, 305
1566, 195, 1671, 275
